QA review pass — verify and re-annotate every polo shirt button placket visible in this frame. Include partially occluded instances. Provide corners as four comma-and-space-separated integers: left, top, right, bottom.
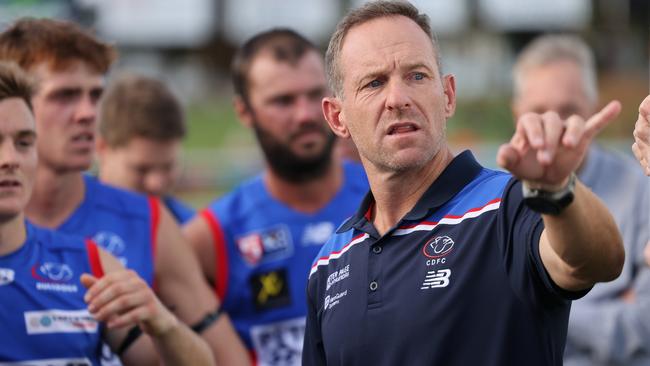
367, 237, 382, 306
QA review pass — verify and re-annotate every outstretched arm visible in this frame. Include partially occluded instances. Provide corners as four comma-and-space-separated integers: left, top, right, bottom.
82, 247, 214, 366
497, 101, 625, 291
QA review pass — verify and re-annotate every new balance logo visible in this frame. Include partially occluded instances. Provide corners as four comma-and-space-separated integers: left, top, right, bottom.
421, 269, 451, 290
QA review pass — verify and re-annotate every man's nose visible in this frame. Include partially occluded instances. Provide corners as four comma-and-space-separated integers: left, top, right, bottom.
294, 96, 322, 125
0, 142, 20, 171
385, 80, 412, 111
74, 94, 97, 124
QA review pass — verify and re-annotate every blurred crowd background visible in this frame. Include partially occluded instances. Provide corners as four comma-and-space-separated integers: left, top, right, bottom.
1, 0, 647, 206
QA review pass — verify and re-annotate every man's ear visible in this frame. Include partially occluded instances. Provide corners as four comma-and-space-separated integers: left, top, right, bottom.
323, 97, 350, 139
443, 74, 457, 118
233, 95, 254, 128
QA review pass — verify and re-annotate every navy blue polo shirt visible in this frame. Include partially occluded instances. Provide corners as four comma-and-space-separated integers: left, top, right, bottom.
303, 151, 589, 366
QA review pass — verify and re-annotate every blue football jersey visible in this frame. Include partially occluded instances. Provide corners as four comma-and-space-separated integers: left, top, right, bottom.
56, 175, 158, 287
201, 161, 368, 365
0, 222, 105, 365
163, 196, 195, 225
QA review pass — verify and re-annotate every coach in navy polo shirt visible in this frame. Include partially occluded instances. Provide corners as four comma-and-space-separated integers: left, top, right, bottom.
303, 2, 625, 366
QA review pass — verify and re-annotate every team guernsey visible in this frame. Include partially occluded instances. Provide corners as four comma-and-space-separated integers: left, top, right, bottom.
56, 175, 159, 286
0, 222, 105, 365
163, 196, 195, 225
202, 161, 368, 365
304, 151, 590, 366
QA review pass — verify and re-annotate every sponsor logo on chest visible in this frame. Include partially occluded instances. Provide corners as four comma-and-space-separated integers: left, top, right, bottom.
301, 222, 335, 246
326, 264, 350, 291
423, 235, 454, 266
93, 231, 128, 266
24, 309, 98, 334
236, 225, 293, 265
421, 269, 451, 290
249, 268, 291, 311
31, 262, 77, 293
420, 235, 455, 290
323, 264, 350, 312
0, 267, 14, 286
250, 317, 305, 366
323, 290, 348, 312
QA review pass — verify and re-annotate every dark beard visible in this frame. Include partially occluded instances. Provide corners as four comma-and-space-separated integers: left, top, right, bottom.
252, 120, 336, 184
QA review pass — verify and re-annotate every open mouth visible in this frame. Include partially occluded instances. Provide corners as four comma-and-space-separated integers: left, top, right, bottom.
387, 123, 419, 135
0, 180, 20, 188
72, 132, 94, 142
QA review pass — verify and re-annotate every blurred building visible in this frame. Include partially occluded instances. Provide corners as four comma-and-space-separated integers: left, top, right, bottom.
2, 0, 645, 103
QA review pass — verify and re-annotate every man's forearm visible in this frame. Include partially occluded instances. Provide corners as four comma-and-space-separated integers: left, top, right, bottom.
542, 180, 624, 288
152, 318, 215, 366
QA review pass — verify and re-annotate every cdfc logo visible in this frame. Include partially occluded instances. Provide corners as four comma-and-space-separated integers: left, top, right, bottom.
422, 236, 455, 258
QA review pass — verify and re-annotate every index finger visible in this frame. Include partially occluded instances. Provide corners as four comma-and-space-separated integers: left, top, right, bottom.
83, 270, 129, 303
584, 100, 621, 139
639, 95, 650, 120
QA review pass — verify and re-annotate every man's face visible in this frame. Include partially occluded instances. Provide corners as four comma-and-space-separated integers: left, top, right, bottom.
334, 15, 456, 173
98, 137, 181, 196
30, 61, 104, 173
0, 98, 37, 219
513, 60, 594, 120
242, 50, 335, 182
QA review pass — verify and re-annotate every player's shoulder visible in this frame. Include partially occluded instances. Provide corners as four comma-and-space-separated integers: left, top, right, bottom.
342, 160, 367, 182
309, 225, 364, 278
206, 174, 266, 219
459, 166, 513, 199
28, 221, 87, 253
84, 174, 151, 218
163, 195, 195, 224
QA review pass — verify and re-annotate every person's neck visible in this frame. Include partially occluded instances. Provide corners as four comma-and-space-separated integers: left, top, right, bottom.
26, 166, 85, 228
367, 147, 454, 236
0, 213, 27, 257
264, 157, 343, 214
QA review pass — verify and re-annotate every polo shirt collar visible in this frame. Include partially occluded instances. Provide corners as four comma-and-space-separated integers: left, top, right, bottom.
337, 150, 483, 233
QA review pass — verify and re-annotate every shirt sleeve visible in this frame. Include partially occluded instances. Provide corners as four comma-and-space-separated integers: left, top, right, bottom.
497, 177, 589, 307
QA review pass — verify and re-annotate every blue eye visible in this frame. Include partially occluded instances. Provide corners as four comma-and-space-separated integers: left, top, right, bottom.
368, 79, 382, 88
413, 72, 425, 80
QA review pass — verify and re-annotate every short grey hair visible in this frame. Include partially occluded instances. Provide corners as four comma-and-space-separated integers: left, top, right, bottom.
325, 0, 441, 98
513, 34, 598, 103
